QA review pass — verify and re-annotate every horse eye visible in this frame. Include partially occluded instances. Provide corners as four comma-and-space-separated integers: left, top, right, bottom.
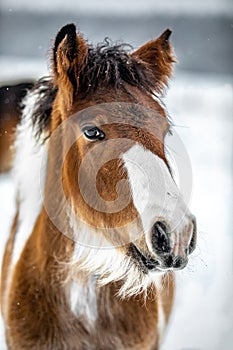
83, 126, 105, 141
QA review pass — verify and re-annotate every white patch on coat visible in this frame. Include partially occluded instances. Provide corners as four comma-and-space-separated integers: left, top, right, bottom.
122, 144, 192, 255
3, 88, 48, 317
70, 276, 98, 323
157, 298, 166, 346
0, 315, 7, 350
12, 90, 48, 266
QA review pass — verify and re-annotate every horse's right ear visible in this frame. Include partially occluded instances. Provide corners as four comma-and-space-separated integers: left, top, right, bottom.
52, 23, 88, 107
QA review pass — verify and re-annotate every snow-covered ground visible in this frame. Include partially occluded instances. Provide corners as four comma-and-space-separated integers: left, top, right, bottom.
0, 58, 232, 349
162, 73, 233, 350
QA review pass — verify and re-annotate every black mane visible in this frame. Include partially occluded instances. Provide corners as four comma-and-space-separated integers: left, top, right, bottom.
30, 78, 56, 139
80, 39, 155, 95
31, 39, 159, 139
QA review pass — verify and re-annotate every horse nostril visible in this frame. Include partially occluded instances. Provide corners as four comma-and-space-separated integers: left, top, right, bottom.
151, 221, 171, 254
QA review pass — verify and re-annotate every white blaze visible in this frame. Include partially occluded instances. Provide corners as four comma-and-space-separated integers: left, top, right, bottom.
122, 144, 191, 253
70, 276, 98, 323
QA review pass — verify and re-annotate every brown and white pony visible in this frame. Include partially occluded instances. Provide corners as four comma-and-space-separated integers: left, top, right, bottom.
1, 24, 196, 350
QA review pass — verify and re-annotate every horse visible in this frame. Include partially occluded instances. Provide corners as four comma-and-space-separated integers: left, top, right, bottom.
0, 81, 34, 172
1, 23, 196, 350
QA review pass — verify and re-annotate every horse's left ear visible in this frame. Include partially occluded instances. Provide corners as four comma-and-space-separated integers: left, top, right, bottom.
131, 29, 176, 93
52, 23, 88, 107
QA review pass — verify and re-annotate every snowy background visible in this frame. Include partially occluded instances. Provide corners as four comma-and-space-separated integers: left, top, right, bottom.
0, 1, 233, 349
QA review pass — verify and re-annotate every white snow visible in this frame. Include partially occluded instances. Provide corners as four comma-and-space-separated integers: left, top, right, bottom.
0, 58, 232, 349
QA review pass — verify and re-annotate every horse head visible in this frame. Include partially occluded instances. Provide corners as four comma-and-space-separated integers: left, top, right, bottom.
44, 23, 196, 296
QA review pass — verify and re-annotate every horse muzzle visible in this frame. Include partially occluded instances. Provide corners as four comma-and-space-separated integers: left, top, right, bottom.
150, 215, 197, 271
